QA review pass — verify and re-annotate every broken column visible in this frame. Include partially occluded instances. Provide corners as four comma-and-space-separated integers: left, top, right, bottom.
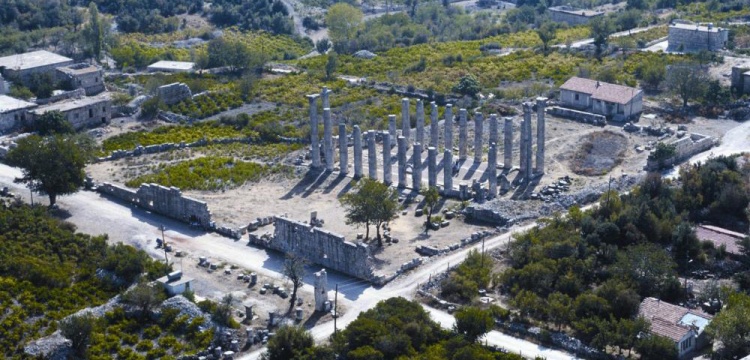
489, 113, 498, 146
314, 269, 328, 312
368, 131, 377, 179
321, 87, 330, 108
504, 117, 513, 170
459, 108, 468, 160
536, 97, 547, 175
308, 94, 321, 168
397, 136, 407, 188
445, 104, 453, 151
339, 122, 348, 175
428, 147, 437, 188
488, 143, 497, 198
430, 102, 439, 148
412, 142, 422, 191
323, 108, 334, 171
401, 98, 410, 141
353, 125, 363, 178
521, 102, 533, 182
389, 114, 397, 140
474, 112, 483, 163
443, 149, 453, 194
383, 132, 392, 185
416, 99, 425, 146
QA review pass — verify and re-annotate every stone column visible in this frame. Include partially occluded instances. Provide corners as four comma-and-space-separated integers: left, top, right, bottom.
443, 149, 453, 194
339, 122, 348, 175
536, 97, 547, 175
488, 143, 497, 198
321, 87, 330, 109
368, 131, 377, 179
474, 112, 483, 163
521, 102, 533, 182
323, 108, 334, 171
314, 269, 328, 312
397, 136, 407, 188
401, 98, 410, 141
430, 102, 439, 148
428, 147, 437, 188
504, 117, 513, 170
416, 99, 425, 146
388, 114, 397, 140
353, 125, 362, 178
382, 132, 392, 185
308, 95, 321, 168
445, 104, 453, 151
459, 108, 468, 160
489, 113, 498, 146
412, 142, 422, 191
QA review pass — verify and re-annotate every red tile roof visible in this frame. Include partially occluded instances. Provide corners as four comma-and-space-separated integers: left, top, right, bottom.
695, 225, 745, 256
639, 298, 712, 342
559, 77, 642, 105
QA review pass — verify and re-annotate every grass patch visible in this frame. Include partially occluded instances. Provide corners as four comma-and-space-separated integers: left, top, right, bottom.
102, 123, 246, 153
571, 130, 628, 176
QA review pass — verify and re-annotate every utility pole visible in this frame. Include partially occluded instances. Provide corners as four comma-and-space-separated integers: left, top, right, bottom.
333, 284, 339, 334
29, 189, 33, 206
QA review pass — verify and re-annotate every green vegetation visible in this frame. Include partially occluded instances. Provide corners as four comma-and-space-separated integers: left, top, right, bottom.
102, 123, 244, 153
125, 156, 292, 190
706, 291, 750, 358
169, 92, 244, 119
441, 249, 492, 303
340, 177, 400, 246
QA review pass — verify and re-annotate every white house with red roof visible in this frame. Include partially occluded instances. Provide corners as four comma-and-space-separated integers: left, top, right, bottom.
639, 297, 713, 359
559, 77, 643, 121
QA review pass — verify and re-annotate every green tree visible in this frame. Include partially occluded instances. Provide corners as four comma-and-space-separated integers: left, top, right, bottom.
671, 222, 700, 271
339, 178, 399, 246
634, 333, 678, 360
5, 134, 94, 207
316, 38, 331, 54
262, 325, 315, 360
639, 60, 666, 90
453, 306, 493, 342
59, 313, 95, 356
123, 282, 165, 317
666, 63, 709, 107
283, 254, 306, 314
325, 53, 338, 80
535, 21, 556, 53
83, 2, 108, 61
612, 243, 677, 297
32, 111, 74, 136
421, 186, 440, 234
452, 74, 481, 97
326, 3, 363, 53
590, 17, 613, 59
706, 292, 750, 358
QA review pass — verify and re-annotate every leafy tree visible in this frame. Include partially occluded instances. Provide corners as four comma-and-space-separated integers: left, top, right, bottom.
239, 72, 258, 101
452, 74, 481, 97
535, 21, 556, 53
262, 325, 315, 360
339, 178, 399, 246
590, 17, 613, 59
59, 313, 95, 356
326, 3, 363, 53
32, 111, 74, 136
316, 38, 331, 54
85, 2, 104, 61
639, 60, 666, 90
421, 186, 440, 234
706, 292, 750, 358
635, 333, 678, 360
283, 254, 306, 314
5, 134, 95, 207
140, 96, 165, 119
214, 293, 238, 328
666, 63, 709, 107
123, 282, 165, 317
612, 243, 677, 297
454, 306, 493, 342
671, 222, 700, 271
325, 53, 338, 80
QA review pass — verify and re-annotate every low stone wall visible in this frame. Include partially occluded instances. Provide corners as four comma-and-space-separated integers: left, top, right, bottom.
645, 133, 715, 170
548, 106, 606, 126
249, 216, 375, 281
97, 182, 212, 228
35, 88, 85, 105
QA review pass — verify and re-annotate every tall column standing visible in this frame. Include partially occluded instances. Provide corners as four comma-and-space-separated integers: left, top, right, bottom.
412, 142, 422, 191
443, 149, 453, 194
503, 117, 513, 170
323, 108, 334, 171
488, 143, 497, 198
353, 125, 362, 178
416, 99, 425, 146
489, 114, 498, 146
321, 86, 330, 108
388, 114, 397, 140
368, 131, 377, 179
308, 94, 321, 168
401, 98, 410, 142
428, 147, 437, 188
383, 132, 392, 185
536, 97, 547, 175
397, 136, 407, 188
430, 102, 439, 148
474, 112, 483, 163
521, 103, 533, 182
459, 108, 468, 161
444, 104, 453, 151
339, 122, 348, 175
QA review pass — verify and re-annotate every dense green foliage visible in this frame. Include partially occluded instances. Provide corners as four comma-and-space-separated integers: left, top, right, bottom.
208, 0, 294, 34
706, 292, 750, 358
170, 92, 244, 119
441, 249, 492, 303
340, 178, 400, 245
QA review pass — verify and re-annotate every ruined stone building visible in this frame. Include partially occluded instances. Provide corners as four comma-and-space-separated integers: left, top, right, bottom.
0, 95, 36, 133
0, 50, 74, 84
548, 5, 603, 25
559, 77, 642, 121
157, 82, 192, 105
667, 22, 728, 53
56, 63, 105, 96
29, 93, 111, 130
731, 63, 750, 95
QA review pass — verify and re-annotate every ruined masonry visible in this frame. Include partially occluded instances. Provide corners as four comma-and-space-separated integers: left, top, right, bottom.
353, 125, 363, 178
98, 182, 211, 227
339, 122, 348, 174
314, 269, 329, 312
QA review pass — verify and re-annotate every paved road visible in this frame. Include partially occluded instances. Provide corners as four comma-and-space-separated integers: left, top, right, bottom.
562, 25, 661, 49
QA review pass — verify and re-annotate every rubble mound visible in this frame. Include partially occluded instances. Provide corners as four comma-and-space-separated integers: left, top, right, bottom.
571, 130, 628, 176
353, 50, 377, 59
159, 295, 211, 323
24, 331, 71, 360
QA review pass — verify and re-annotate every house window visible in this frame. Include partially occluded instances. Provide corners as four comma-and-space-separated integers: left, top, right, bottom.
89, 109, 93, 118
575, 93, 579, 101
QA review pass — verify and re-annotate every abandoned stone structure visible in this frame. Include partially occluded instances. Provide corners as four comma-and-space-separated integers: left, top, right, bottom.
157, 83, 192, 105
0, 50, 74, 83
29, 92, 111, 130
646, 133, 715, 170
256, 216, 376, 281
667, 22, 728, 53
56, 63, 105, 96
0, 95, 36, 133
731, 64, 750, 96
314, 269, 329, 312
548, 5, 604, 25
98, 182, 213, 227
559, 77, 642, 122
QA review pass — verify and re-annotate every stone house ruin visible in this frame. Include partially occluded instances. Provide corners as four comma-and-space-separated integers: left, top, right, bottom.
645, 133, 714, 170
639, 297, 713, 359
548, 5, 604, 25
731, 63, 750, 96
0, 95, 36, 133
667, 22, 728, 53
559, 77, 643, 121
56, 63, 105, 96
0, 50, 74, 84
157, 82, 192, 105
29, 93, 111, 130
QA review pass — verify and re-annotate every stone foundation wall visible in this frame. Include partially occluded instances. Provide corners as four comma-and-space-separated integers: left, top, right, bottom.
157, 83, 192, 105
646, 133, 715, 170
548, 106, 606, 126
250, 216, 375, 281
35, 88, 85, 105
98, 182, 212, 228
